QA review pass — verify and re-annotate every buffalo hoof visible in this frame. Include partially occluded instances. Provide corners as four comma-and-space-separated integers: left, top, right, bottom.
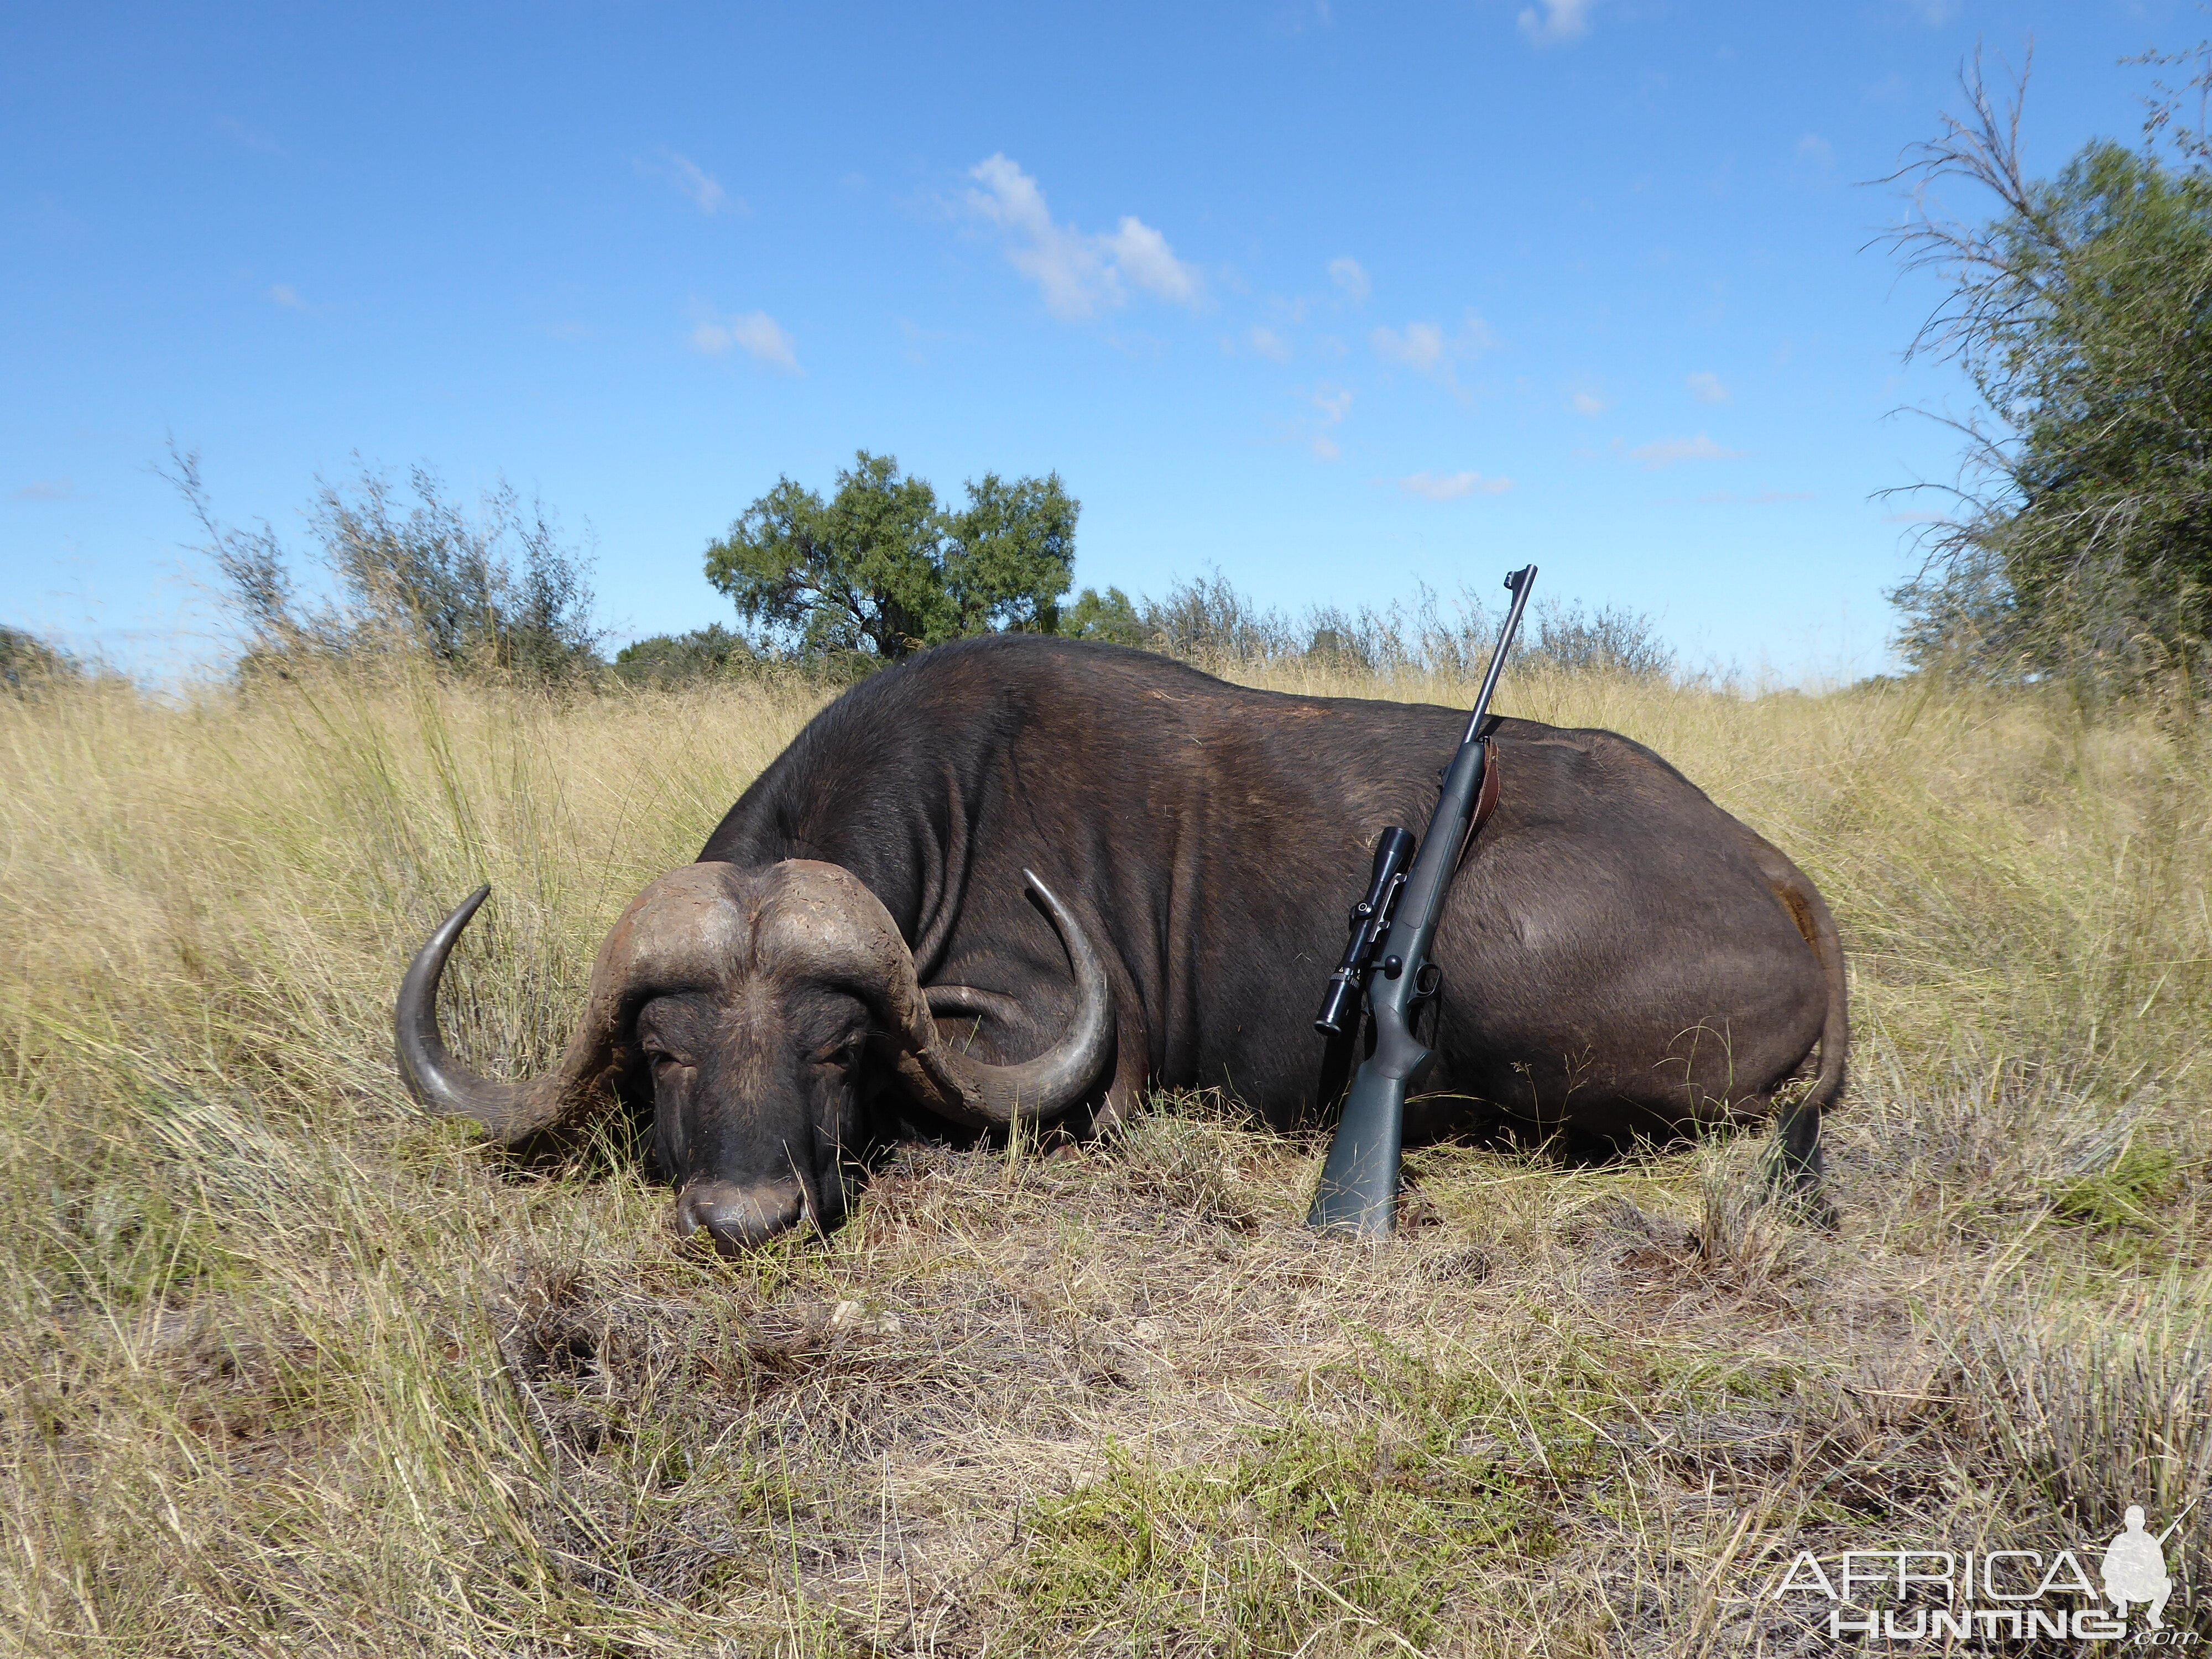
1762, 1157, 1838, 1232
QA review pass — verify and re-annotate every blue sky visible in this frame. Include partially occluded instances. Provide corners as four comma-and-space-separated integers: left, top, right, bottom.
2, 1, 2197, 681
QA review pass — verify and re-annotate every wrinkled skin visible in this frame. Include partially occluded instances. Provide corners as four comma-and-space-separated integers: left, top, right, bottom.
616, 863, 893, 1251
398, 633, 1847, 1250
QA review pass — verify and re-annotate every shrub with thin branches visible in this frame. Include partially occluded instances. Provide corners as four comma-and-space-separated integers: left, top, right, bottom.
170, 446, 604, 685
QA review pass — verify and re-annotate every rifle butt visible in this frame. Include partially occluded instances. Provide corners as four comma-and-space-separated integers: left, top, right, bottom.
1307, 1068, 1406, 1237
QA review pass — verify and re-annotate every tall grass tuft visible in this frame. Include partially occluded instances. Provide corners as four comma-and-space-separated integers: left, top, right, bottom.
2, 649, 2209, 1653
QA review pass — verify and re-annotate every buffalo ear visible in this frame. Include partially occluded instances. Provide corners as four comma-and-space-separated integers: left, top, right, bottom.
608, 1036, 658, 1133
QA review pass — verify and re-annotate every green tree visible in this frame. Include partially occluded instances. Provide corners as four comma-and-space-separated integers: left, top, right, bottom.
703, 451, 1078, 660
1885, 50, 2212, 685
1061, 585, 1152, 646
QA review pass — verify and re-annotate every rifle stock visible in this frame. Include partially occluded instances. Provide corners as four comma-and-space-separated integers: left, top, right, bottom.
1307, 565, 1536, 1237
1306, 992, 1428, 1234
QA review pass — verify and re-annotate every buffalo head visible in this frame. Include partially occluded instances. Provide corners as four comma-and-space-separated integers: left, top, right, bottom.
394, 860, 1112, 1250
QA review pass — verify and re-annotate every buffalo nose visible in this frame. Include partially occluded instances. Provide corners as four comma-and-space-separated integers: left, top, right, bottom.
673, 1181, 807, 1253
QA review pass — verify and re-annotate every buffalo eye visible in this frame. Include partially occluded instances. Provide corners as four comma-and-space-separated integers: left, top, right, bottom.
810, 1034, 864, 1071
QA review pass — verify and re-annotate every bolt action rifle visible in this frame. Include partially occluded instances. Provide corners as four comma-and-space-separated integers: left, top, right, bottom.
1308, 564, 1537, 1237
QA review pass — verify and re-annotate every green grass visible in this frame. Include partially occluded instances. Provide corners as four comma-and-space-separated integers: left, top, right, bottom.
3, 657, 2211, 1654
1018, 1338, 1622, 1653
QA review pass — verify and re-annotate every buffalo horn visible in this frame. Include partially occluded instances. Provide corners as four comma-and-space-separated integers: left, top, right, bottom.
395, 862, 1113, 1145
394, 885, 606, 1146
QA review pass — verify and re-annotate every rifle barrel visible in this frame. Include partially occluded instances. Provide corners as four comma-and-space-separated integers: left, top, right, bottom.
1307, 564, 1537, 1236
1464, 565, 1537, 744
2156, 1495, 2200, 1545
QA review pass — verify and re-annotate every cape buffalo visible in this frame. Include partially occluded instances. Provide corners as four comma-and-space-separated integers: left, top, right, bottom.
396, 633, 1846, 1249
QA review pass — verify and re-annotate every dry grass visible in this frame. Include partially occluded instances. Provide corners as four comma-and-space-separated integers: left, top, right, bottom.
3, 655, 2210, 1655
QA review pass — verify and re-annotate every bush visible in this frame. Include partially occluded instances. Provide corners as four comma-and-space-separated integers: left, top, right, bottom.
1059, 586, 1152, 647
1124, 570, 1675, 682
1137, 571, 1293, 661
171, 447, 604, 685
611, 625, 760, 688
0, 625, 81, 692
1525, 599, 1676, 679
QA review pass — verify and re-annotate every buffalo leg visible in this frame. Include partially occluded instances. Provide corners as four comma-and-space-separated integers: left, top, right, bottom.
1766, 1088, 1834, 1226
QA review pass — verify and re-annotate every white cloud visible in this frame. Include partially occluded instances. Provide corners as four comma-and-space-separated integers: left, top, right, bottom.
1453, 312, 1498, 352
213, 113, 283, 155
1796, 133, 1834, 168
1370, 311, 1493, 392
1328, 256, 1371, 304
1311, 436, 1342, 462
1373, 321, 1446, 373
1906, 0, 1960, 22
689, 307, 799, 371
966, 155, 1116, 319
1570, 389, 1609, 418
1399, 471, 1512, 500
966, 154, 1055, 231
1686, 371, 1730, 405
1105, 216, 1199, 304
1698, 490, 1813, 505
1312, 383, 1353, 424
1629, 432, 1745, 468
268, 283, 309, 310
964, 154, 1202, 321
1247, 326, 1291, 362
12, 478, 73, 502
1517, 0, 1593, 44
650, 149, 732, 215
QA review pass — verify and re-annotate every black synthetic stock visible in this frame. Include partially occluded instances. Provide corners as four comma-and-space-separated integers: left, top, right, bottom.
1308, 565, 1537, 1237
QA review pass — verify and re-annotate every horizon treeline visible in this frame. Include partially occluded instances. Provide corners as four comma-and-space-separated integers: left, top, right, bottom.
8, 446, 1668, 695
